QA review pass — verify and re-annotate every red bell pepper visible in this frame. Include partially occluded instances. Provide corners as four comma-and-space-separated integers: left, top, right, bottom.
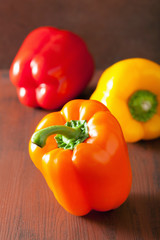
9, 27, 94, 110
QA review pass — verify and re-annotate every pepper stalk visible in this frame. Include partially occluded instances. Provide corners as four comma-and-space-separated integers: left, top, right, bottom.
32, 120, 89, 150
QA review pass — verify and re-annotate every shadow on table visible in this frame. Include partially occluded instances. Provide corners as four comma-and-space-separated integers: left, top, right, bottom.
83, 192, 160, 236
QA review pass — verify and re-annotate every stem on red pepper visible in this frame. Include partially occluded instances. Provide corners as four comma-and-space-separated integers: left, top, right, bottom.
31, 120, 89, 150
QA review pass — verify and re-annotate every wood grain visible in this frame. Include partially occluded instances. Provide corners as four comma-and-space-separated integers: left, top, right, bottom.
0, 0, 160, 69
0, 70, 159, 240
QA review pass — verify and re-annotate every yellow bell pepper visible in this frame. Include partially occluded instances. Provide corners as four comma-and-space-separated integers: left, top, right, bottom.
91, 58, 160, 142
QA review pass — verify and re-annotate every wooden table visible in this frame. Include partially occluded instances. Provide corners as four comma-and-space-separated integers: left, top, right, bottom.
0, 70, 159, 240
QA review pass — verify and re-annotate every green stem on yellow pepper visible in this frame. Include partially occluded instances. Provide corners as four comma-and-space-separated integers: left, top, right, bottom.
128, 90, 158, 122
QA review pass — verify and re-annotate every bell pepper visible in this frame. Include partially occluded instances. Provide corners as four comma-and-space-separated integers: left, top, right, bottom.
29, 99, 132, 216
9, 27, 94, 110
91, 58, 160, 142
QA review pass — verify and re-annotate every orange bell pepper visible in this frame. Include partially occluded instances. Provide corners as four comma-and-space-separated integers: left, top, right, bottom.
29, 99, 132, 216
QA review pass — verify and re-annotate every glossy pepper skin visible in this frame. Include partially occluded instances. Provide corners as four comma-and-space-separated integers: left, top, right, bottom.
91, 58, 160, 142
29, 99, 132, 216
9, 27, 94, 110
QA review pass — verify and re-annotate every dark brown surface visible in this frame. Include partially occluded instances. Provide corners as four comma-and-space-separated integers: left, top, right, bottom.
0, 0, 160, 69
0, 70, 160, 240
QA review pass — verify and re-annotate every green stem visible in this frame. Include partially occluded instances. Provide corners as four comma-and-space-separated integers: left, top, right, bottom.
31, 120, 89, 150
128, 90, 158, 122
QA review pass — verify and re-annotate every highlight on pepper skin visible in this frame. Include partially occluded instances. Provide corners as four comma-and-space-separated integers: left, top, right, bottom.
90, 58, 160, 142
29, 99, 132, 216
9, 26, 94, 110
